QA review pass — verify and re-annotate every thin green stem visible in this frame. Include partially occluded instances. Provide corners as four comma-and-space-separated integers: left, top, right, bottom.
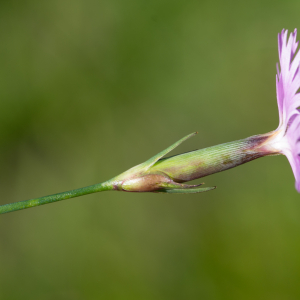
0, 180, 113, 215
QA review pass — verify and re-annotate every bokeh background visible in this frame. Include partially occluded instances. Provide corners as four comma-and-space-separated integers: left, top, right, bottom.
0, 0, 300, 299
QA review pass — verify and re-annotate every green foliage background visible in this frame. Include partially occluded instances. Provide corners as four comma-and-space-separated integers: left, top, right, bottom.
0, 1, 300, 299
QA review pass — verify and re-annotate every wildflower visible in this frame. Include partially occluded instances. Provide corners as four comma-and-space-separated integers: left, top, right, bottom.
2, 28, 300, 215
263, 29, 300, 191
114, 29, 300, 193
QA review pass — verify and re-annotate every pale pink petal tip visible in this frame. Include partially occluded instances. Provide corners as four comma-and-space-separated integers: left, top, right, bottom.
296, 181, 300, 193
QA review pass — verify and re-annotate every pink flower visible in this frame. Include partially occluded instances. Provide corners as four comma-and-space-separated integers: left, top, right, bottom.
268, 29, 300, 191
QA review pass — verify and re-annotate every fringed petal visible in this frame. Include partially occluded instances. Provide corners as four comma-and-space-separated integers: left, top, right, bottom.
282, 114, 300, 191
277, 29, 300, 128
275, 29, 300, 192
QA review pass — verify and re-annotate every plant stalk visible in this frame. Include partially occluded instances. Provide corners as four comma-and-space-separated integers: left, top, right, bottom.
0, 131, 279, 215
0, 181, 113, 214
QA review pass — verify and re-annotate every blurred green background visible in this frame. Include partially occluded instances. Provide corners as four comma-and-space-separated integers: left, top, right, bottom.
0, 0, 300, 299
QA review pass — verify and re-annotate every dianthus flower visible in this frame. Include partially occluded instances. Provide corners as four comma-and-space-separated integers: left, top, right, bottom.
264, 29, 300, 191
2, 29, 300, 215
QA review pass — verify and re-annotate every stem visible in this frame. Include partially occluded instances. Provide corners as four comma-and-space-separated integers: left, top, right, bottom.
0, 180, 113, 215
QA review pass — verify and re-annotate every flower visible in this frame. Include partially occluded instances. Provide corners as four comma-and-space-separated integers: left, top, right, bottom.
112, 29, 300, 194
267, 29, 300, 191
